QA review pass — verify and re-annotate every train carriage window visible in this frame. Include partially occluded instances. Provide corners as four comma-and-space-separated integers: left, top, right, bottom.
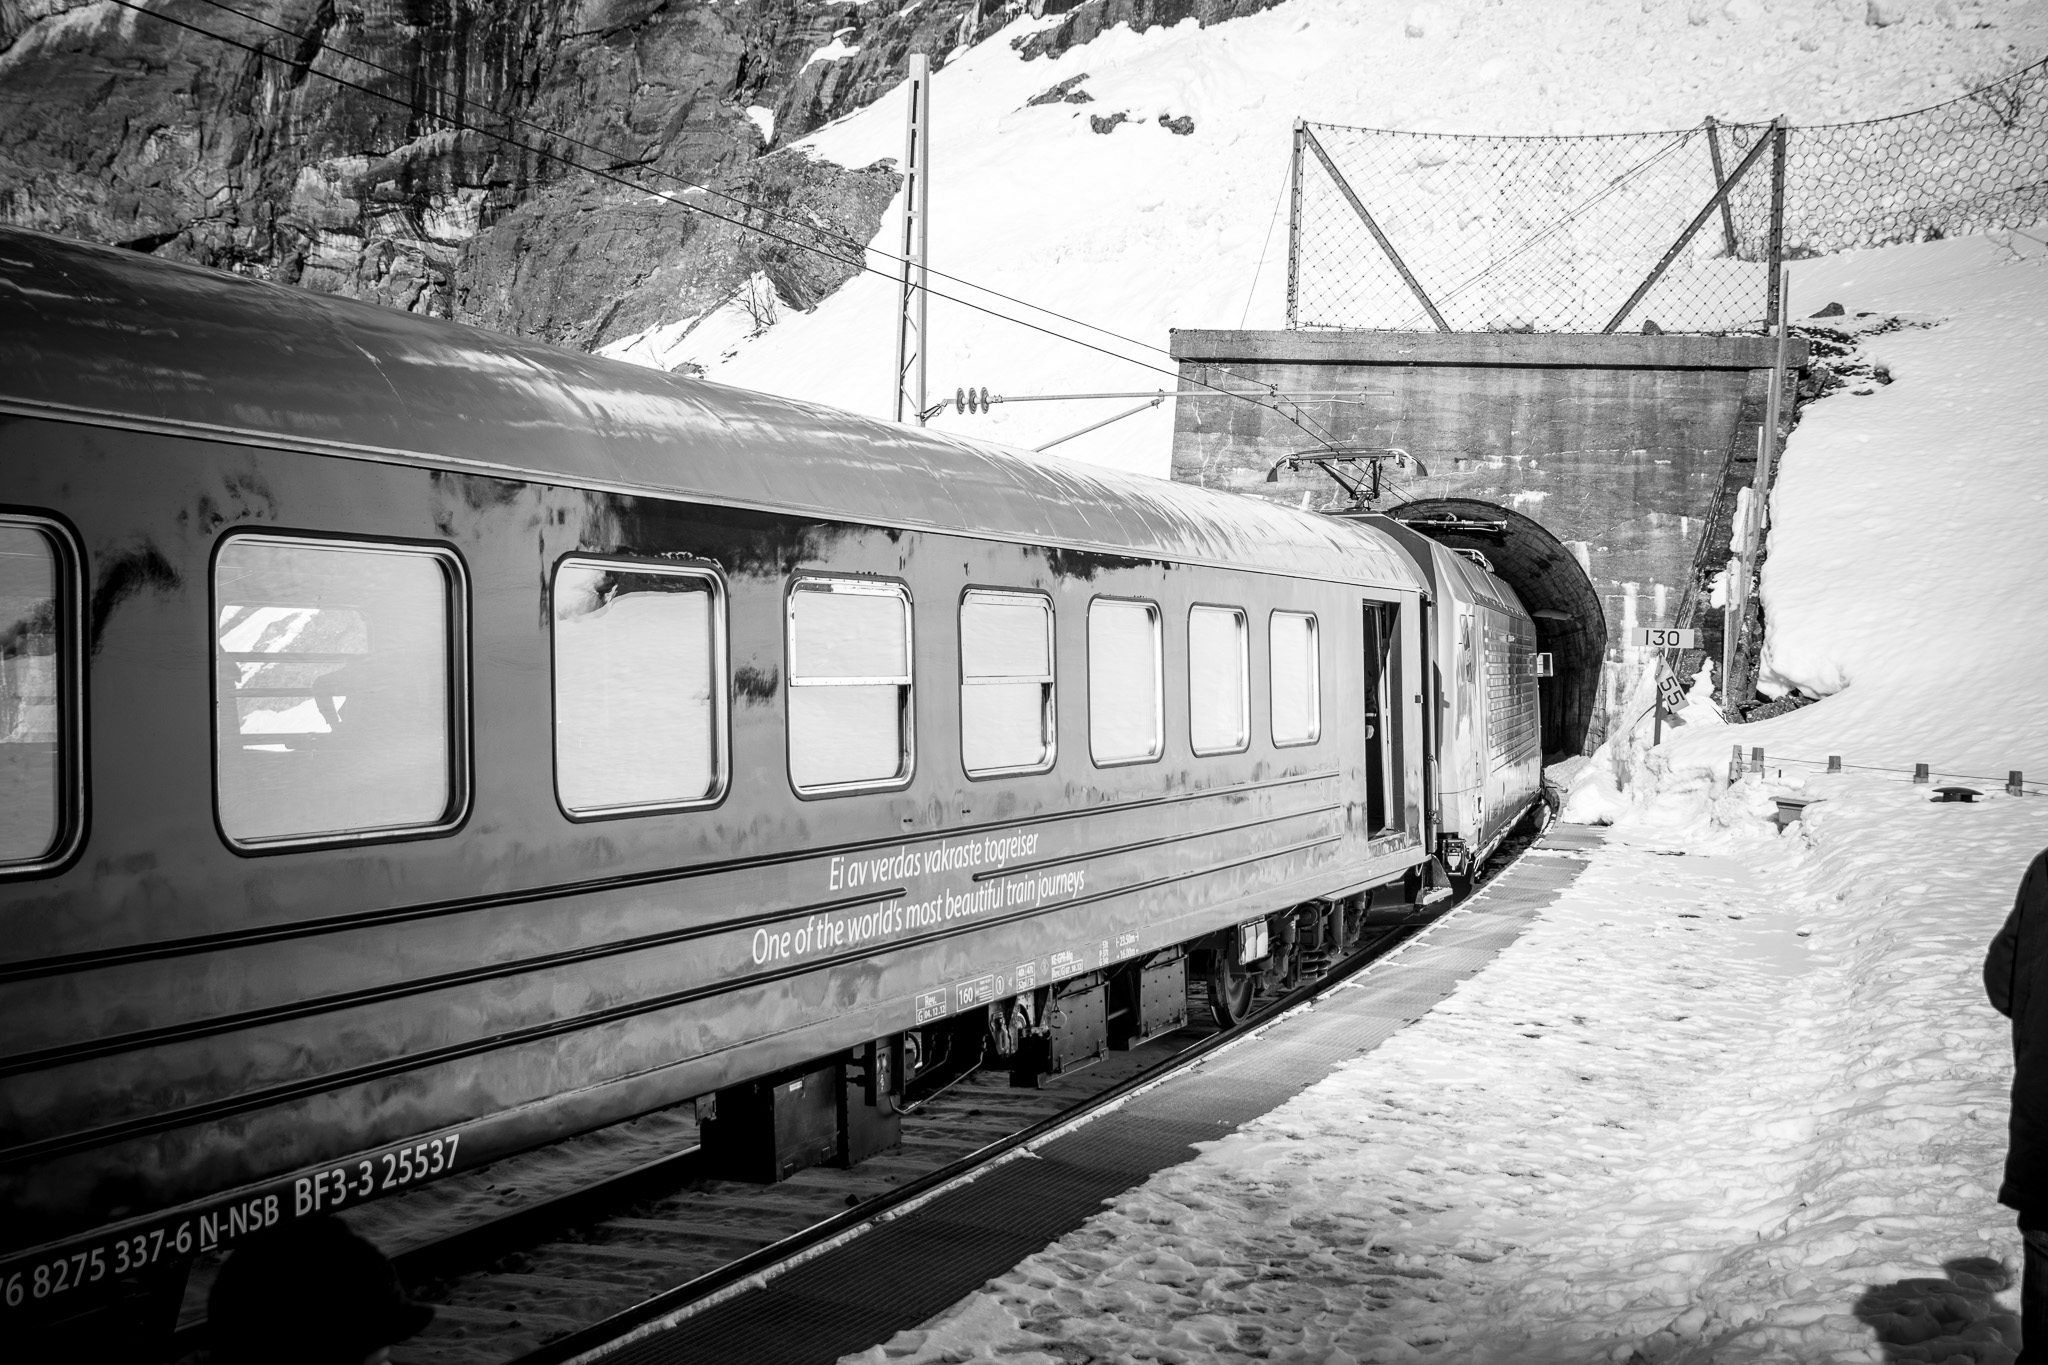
0, 522, 64, 866
1188, 606, 1249, 755
553, 559, 726, 815
788, 579, 913, 793
960, 591, 1055, 776
1088, 598, 1161, 766
214, 537, 465, 847
1270, 610, 1321, 747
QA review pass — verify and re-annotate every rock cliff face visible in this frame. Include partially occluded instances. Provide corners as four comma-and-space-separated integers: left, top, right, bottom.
0, 0, 1285, 354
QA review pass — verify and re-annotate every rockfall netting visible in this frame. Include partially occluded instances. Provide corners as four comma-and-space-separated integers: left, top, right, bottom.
1289, 56, 2048, 335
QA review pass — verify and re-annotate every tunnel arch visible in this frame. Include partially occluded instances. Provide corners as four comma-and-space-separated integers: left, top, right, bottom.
1374, 498, 1608, 759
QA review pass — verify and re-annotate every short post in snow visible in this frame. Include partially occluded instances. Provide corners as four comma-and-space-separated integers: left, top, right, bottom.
1913, 762, 1930, 785
1728, 745, 1744, 783
1750, 746, 1765, 776
1827, 754, 1842, 773
2010, 770, 2027, 797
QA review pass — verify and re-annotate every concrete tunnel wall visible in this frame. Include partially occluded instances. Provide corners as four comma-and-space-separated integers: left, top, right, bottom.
1377, 500, 1609, 760
1167, 327, 1809, 736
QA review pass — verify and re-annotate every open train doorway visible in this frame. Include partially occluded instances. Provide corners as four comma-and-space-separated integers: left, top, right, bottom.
1365, 501, 1606, 760
1360, 602, 1394, 832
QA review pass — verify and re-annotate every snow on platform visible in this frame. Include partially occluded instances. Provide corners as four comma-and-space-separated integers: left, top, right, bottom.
848, 792, 2042, 1365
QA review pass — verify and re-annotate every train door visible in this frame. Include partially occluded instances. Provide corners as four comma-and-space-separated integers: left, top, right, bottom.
1421, 595, 1440, 841
1361, 602, 1395, 832
1461, 609, 1484, 832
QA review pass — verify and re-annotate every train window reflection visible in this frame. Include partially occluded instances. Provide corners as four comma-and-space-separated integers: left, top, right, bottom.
1270, 611, 1321, 746
1088, 598, 1161, 766
215, 538, 462, 846
788, 579, 912, 793
1189, 606, 1249, 756
0, 524, 61, 865
554, 560, 725, 815
961, 591, 1054, 776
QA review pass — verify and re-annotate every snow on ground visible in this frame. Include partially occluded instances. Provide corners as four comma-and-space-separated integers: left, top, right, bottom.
602, 0, 2044, 475
849, 782, 2046, 1365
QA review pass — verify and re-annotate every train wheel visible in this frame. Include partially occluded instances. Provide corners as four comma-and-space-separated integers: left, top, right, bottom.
1206, 953, 1256, 1028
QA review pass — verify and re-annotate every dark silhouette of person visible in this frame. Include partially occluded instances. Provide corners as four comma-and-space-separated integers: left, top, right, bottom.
1988, 848, 2048, 1363
208, 1213, 432, 1365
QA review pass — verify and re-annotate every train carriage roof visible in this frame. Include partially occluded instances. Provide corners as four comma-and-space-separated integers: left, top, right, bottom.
0, 228, 1422, 592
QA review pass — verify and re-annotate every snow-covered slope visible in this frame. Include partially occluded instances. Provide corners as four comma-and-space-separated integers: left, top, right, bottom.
603, 0, 2044, 475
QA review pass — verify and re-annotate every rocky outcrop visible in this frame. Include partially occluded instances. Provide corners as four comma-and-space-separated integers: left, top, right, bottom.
453, 148, 898, 349
0, 0, 975, 337
769, 0, 995, 146
1026, 72, 1093, 105
0, 0, 1286, 355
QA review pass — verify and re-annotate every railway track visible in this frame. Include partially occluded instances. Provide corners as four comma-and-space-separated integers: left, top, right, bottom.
165, 828, 1543, 1365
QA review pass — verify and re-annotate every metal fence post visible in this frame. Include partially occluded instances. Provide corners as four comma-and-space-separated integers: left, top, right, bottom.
1756, 267, 1790, 516
1703, 116, 1739, 256
1286, 119, 1304, 331
1766, 115, 1788, 329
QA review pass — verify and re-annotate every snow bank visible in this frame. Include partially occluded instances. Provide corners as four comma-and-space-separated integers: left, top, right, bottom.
1644, 230, 2048, 798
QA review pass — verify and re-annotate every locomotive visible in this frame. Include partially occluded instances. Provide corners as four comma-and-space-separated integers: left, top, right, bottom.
0, 227, 1566, 1337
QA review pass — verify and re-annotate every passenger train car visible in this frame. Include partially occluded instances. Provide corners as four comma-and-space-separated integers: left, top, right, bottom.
0, 228, 1547, 1338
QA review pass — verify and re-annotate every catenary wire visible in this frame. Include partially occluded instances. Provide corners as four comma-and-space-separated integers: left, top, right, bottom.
173, 0, 1321, 426
1238, 155, 1292, 330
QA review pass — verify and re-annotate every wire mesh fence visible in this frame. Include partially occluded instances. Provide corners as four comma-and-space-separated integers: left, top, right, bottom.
1289, 56, 2048, 335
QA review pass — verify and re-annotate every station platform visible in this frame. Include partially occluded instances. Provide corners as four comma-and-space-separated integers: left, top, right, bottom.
587, 824, 1607, 1365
